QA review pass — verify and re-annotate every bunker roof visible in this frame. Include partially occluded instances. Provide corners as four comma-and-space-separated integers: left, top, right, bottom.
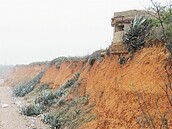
111, 10, 153, 26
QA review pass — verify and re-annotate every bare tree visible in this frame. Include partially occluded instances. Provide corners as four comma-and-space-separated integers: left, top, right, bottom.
149, 0, 172, 54
132, 62, 172, 129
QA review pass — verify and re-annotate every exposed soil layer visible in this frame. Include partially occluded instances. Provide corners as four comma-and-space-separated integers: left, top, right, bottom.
40, 61, 84, 88
3, 45, 172, 129
5, 64, 45, 87
79, 46, 172, 129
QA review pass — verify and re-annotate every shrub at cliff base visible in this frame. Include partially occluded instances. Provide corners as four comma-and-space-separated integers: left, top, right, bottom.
12, 70, 45, 97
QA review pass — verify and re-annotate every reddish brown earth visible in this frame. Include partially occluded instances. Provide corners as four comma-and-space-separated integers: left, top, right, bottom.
79, 46, 172, 129
5, 64, 45, 87
40, 61, 84, 89
4, 44, 172, 129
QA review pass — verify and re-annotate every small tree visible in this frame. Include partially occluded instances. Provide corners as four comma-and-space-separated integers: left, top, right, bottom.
149, 0, 172, 55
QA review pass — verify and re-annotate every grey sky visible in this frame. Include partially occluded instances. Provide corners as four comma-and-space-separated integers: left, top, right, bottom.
0, 0, 165, 65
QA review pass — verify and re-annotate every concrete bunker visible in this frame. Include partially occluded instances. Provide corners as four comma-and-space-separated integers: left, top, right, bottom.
110, 10, 151, 54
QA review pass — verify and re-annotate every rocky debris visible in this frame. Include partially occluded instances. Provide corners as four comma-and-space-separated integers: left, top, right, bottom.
1, 104, 8, 108
6, 87, 10, 90
25, 116, 50, 129
14, 100, 22, 107
0, 87, 50, 129
0, 121, 4, 126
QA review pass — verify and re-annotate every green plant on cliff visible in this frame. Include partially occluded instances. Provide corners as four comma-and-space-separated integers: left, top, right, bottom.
51, 56, 88, 69
35, 83, 50, 93
50, 57, 67, 69
148, 0, 172, 55
21, 72, 81, 116
21, 103, 43, 116
43, 114, 61, 129
13, 70, 45, 97
42, 96, 95, 129
123, 16, 152, 53
20, 71, 95, 128
88, 50, 103, 66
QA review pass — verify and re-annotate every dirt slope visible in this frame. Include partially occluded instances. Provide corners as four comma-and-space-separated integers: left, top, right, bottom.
40, 61, 84, 89
4, 45, 172, 129
5, 64, 45, 87
79, 46, 171, 129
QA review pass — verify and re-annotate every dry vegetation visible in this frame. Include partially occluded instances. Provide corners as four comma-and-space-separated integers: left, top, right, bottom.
8, 1, 172, 129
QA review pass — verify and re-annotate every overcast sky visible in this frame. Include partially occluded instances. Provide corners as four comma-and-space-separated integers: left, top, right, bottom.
0, 0, 166, 65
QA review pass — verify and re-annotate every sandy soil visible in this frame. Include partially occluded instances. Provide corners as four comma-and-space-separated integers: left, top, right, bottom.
3, 46, 171, 129
0, 86, 49, 129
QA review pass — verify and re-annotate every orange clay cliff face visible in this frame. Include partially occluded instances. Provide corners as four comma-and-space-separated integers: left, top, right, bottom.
79, 46, 172, 129
4, 63, 45, 87
40, 60, 85, 89
4, 44, 172, 129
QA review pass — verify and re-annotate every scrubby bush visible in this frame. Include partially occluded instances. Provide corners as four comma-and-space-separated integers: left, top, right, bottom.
54, 72, 80, 98
36, 83, 50, 92
148, 0, 172, 55
88, 57, 96, 66
20, 71, 95, 128
29, 61, 48, 66
21, 72, 81, 116
12, 85, 24, 97
42, 114, 61, 129
35, 90, 55, 106
123, 16, 152, 53
88, 50, 103, 66
118, 54, 126, 68
50, 57, 66, 69
51, 56, 88, 69
21, 103, 43, 116
105, 47, 110, 56
13, 70, 45, 97
42, 96, 95, 129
